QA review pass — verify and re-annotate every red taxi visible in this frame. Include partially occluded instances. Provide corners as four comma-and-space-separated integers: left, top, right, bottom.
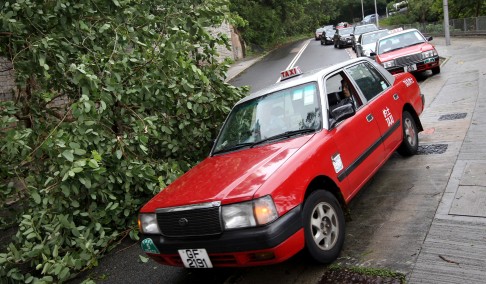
372, 28, 440, 75
138, 58, 425, 268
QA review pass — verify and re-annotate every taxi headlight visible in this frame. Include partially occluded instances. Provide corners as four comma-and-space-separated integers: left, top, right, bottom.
422, 50, 438, 58
382, 60, 395, 68
222, 195, 278, 230
138, 213, 161, 234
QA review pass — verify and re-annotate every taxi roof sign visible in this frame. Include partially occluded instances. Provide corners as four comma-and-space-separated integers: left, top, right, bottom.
280, 66, 302, 81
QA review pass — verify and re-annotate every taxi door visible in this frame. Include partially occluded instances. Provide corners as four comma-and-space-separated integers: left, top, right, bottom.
345, 62, 403, 155
325, 72, 385, 198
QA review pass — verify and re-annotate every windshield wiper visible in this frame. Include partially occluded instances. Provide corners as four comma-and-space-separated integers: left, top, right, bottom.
212, 142, 254, 155
404, 42, 425, 48
213, 128, 316, 155
251, 128, 317, 147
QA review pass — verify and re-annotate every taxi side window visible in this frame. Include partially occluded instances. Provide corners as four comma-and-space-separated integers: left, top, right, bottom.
325, 72, 363, 121
346, 62, 390, 101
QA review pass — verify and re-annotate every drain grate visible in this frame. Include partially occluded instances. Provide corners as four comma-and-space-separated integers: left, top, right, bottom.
438, 113, 467, 121
417, 144, 448, 155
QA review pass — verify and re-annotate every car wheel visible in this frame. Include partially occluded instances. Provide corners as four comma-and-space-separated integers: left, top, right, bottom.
303, 190, 345, 264
337, 43, 341, 49
432, 66, 441, 75
334, 42, 337, 48
397, 111, 419, 156
321, 41, 324, 45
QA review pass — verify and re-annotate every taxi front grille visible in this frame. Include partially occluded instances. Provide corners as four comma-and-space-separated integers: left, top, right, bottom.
156, 206, 222, 237
394, 53, 422, 67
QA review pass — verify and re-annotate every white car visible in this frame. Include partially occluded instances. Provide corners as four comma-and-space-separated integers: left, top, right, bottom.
355, 29, 390, 57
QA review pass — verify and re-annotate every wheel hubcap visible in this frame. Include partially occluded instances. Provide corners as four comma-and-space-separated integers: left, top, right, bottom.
310, 202, 338, 250
404, 118, 416, 146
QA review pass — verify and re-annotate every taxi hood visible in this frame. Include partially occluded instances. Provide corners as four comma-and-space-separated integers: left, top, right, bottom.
377, 42, 433, 62
141, 135, 313, 212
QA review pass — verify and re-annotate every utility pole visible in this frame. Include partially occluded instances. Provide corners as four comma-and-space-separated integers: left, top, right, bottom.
361, 0, 365, 20
443, 0, 451, 45
374, 0, 379, 28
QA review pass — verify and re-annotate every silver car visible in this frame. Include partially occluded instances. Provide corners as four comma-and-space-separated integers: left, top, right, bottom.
355, 29, 390, 57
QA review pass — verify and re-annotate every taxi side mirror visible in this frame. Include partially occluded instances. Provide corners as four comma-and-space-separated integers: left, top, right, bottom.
370, 52, 376, 56
427, 36, 433, 41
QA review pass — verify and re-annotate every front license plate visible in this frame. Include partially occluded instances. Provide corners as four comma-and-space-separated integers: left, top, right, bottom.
404, 64, 417, 72
178, 249, 213, 268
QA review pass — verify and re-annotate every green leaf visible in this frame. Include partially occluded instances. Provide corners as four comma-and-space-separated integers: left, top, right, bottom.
72, 167, 83, 173
116, 150, 122, 159
62, 150, 74, 162
88, 159, 99, 168
74, 148, 87, 155
31, 192, 41, 204
139, 255, 149, 263
53, 245, 59, 258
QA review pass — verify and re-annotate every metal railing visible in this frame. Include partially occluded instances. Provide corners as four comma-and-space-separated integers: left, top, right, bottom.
386, 15, 486, 36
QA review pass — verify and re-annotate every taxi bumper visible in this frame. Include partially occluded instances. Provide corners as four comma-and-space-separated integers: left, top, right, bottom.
141, 205, 304, 267
386, 56, 440, 75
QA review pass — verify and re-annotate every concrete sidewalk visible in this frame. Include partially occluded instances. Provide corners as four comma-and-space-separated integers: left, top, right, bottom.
407, 37, 486, 283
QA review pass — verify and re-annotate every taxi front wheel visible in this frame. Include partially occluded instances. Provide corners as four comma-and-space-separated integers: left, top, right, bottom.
303, 190, 345, 264
397, 111, 419, 156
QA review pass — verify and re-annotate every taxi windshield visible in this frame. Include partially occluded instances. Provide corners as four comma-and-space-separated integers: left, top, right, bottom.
362, 30, 389, 45
212, 82, 321, 154
377, 30, 426, 54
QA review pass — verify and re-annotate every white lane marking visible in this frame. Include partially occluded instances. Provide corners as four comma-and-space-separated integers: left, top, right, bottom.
276, 39, 311, 83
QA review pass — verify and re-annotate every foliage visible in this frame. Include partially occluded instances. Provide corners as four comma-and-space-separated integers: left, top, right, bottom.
229, 0, 340, 49
0, 0, 245, 282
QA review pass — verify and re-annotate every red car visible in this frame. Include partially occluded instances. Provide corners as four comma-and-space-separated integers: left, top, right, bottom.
372, 28, 440, 75
138, 58, 425, 268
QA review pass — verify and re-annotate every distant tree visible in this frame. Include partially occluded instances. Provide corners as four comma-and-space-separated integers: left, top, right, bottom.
229, 0, 340, 48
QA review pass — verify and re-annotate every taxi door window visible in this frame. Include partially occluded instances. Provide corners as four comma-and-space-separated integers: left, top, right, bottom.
346, 62, 390, 101
325, 72, 363, 123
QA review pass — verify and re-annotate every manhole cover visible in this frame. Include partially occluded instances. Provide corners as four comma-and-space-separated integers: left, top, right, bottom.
438, 113, 467, 121
417, 144, 448, 155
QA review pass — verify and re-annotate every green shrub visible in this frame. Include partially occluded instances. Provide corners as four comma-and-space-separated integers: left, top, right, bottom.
0, 0, 245, 282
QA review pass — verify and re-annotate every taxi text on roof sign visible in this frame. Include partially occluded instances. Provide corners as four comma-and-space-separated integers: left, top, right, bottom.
280, 66, 302, 81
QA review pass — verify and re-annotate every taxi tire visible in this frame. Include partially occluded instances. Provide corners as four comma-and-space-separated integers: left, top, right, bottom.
432, 66, 441, 75
397, 111, 419, 156
302, 190, 345, 264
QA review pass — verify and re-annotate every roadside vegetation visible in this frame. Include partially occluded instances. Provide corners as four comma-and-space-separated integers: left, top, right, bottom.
0, 0, 245, 282
0, 0, 484, 283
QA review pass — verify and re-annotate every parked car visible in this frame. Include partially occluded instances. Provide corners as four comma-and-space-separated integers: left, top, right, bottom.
333, 27, 354, 48
321, 29, 336, 45
361, 14, 378, 25
315, 25, 333, 40
355, 29, 390, 57
351, 24, 378, 51
138, 57, 425, 268
372, 28, 440, 75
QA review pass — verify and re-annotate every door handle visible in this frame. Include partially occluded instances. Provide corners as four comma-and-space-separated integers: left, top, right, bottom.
366, 114, 374, 122
393, 93, 399, 100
